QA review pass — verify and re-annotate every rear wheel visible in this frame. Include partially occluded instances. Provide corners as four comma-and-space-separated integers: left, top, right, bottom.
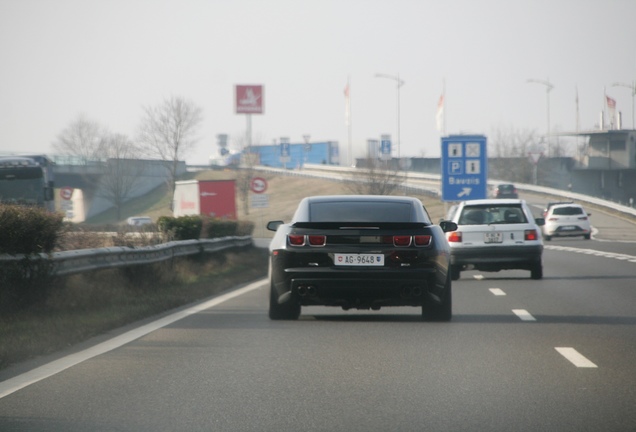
544, 235, 552, 241
583, 234, 591, 240
423, 274, 452, 321
269, 283, 300, 320
530, 262, 543, 280
450, 265, 461, 281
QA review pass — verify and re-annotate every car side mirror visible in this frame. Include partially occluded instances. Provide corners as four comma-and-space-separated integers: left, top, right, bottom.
534, 217, 545, 226
439, 220, 458, 233
267, 220, 284, 232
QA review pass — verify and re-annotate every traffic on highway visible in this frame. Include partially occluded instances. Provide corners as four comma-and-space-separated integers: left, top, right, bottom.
1, 188, 635, 431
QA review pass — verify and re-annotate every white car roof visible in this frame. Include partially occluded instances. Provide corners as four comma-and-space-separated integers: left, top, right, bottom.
460, 198, 524, 205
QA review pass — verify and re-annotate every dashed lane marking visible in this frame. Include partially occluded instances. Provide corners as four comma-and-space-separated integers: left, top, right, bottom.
555, 347, 598, 368
512, 309, 537, 321
489, 288, 506, 296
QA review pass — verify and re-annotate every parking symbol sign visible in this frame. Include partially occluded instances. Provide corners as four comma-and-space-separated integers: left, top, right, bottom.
449, 161, 463, 175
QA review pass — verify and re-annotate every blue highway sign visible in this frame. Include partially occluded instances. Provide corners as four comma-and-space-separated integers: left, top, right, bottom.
441, 135, 488, 202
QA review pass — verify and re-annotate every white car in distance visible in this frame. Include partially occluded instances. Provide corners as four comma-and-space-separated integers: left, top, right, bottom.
542, 203, 592, 241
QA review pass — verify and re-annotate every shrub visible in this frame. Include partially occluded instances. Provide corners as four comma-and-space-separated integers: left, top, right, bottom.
0, 205, 64, 254
202, 218, 255, 238
157, 215, 203, 240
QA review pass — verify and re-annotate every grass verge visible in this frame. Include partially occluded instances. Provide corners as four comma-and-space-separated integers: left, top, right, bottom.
0, 246, 268, 371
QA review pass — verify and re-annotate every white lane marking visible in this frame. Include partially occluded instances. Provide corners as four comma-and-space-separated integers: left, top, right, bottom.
545, 245, 636, 262
0, 278, 267, 400
555, 347, 598, 368
512, 309, 536, 321
489, 288, 506, 296
473, 275, 485, 280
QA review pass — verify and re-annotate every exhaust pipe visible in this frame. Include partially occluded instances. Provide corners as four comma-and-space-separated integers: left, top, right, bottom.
297, 285, 317, 297
400, 286, 423, 298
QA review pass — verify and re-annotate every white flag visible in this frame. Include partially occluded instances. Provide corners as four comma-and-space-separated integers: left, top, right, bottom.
436, 94, 444, 132
344, 82, 351, 127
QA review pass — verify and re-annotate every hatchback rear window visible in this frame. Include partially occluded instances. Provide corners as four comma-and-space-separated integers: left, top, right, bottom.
309, 202, 414, 222
458, 204, 528, 225
553, 206, 583, 216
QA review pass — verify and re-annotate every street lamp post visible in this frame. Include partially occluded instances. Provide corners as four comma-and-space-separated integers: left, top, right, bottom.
375, 73, 405, 159
302, 134, 311, 168
527, 78, 554, 156
612, 81, 636, 129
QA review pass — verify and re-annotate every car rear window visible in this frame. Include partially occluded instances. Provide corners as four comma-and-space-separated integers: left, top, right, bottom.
309, 201, 414, 222
553, 206, 583, 216
458, 204, 528, 225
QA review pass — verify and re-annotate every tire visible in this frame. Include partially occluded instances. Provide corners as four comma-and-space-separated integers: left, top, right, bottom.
423, 273, 452, 322
530, 262, 543, 280
450, 265, 461, 281
583, 234, 591, 240
268, 283, 300, 320
544, 235, 552, 241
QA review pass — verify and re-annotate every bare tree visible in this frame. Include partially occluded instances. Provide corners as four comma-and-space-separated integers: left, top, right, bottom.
97, 134, 145, 221
489, 126, 539, 183
346, 158, 406, 195
137, 96, 203, 199
232, 131, 266, 216
52, 114, 107, 163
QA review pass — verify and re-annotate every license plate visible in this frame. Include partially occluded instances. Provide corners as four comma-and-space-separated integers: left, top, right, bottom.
334, 253, 384, 266
561, 226, 576, 230
484, 232, 503, 243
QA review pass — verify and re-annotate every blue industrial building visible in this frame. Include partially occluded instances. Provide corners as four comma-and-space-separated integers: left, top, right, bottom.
248, 141, 340, 168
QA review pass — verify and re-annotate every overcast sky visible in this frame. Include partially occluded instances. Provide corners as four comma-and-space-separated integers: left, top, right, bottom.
1, 0, 635, 165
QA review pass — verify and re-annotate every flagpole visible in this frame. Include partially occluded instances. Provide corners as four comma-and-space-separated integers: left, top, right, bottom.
345, 76, 352, 166
348, 76, 352, 166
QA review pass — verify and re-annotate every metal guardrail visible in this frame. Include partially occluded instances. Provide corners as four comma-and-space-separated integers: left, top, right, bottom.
0, 236, 253, 277
262, 163, 636, 220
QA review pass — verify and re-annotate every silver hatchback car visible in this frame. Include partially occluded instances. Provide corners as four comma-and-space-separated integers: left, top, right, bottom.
446, 199, 545, 280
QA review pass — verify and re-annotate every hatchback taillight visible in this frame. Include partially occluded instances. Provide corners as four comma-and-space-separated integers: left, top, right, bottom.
524, 229, 539, 241
447, 232, 462, 243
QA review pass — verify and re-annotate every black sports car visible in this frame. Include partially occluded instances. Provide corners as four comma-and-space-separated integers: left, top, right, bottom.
266, 195, 457, 320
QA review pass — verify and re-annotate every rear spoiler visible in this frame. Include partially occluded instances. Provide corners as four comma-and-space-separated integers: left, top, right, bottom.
291, 222, 430, 230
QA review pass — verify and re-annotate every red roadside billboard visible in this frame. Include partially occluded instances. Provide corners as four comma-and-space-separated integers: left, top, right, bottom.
235, 85, 264, 114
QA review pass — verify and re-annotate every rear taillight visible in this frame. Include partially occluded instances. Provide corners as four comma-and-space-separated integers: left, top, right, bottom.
524, 229, 539, 241
414, 235, 432, 246
447, 232, 462, 243
288, 235, 305, 246
393, 235, 412, 247
308, 235, 326, 246
288, 234, 326, 247
548, 217, 559, 221
578, 216, 588, 221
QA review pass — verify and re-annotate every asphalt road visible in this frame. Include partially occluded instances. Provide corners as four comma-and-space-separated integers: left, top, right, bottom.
1, 196, 636, 431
